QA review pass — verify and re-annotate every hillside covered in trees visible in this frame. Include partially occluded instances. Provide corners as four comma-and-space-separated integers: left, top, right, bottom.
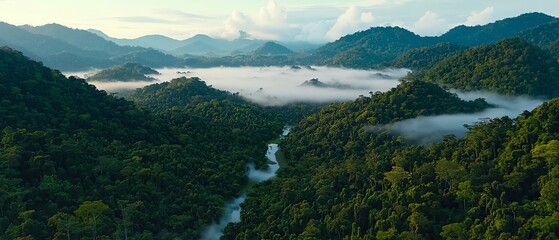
0, 47, 286, 239
385, 42, 466, 70
224, 81, 559, 240
86, 63, 159, 82
410, 38, 559, 97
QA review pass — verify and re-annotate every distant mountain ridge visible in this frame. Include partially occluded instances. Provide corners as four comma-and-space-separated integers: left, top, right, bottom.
252, 42, 294, 56
440, 12, 557, 46
0, 22, 183, 71
315, 12, 557, 68
0, 12, 556, 70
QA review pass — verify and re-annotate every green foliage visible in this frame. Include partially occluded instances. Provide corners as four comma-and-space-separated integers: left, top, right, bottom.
311, 27, 437, 68
226, 85, 559, 239
0, 47, 286, 239
223, 79, 491, 239
411, 38, 559, 97
440, 12, 557, 46
252, 41, 294, 56
386, 42, 466, 70
86, 62, 159, 82
517, 21, 559, 48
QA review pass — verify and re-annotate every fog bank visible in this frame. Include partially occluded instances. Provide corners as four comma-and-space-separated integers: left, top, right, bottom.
388, 91, 546, 144
66, 66, 408, 106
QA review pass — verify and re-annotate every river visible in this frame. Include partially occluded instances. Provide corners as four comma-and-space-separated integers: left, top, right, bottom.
201, 127, 290, 240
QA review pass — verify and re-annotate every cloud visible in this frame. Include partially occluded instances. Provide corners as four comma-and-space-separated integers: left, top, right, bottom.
409, 11, 449, 36
254, 0, 287, 27
70, 66, 409, 106
325, 6, 376, 40
218, 0, 296, 40
114, 16, 173, 24
156, 9, 212, 21
464, 7, 495, 26
386, 91, 545, 144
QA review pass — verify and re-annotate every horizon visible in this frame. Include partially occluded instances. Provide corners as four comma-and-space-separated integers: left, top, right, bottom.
1, 0, 558, 43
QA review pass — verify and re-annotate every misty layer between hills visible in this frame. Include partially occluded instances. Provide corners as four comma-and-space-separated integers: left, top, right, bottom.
383, 92, 545, 144
67, 66, 407, 106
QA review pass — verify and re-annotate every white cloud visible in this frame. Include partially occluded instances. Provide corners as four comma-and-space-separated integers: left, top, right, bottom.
254, 0, 286, 27
464, 7, 495, 26
294, 20, 335, 43
325, 6, 376, 40
409, 11, 449, 36
216, 0, 296, 40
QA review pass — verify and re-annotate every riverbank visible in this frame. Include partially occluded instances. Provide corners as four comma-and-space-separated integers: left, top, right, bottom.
200, 127, 290, 240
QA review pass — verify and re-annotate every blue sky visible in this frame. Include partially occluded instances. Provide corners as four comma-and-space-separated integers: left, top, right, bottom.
1, 0, 558, 42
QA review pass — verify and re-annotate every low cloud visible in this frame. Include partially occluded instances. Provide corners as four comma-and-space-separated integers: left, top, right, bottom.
66, 66, 409, 106
386, 91, 545, 144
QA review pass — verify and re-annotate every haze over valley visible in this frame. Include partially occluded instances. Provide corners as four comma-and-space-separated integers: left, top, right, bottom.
1, 1, 559, 239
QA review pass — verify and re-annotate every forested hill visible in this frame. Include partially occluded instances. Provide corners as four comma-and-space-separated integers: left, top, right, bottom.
224, 78, 559, 239
223, 80, 490, 239
386, 42, 466, 70
309, 12, 556, 69
410, 38, 559, 97
86, 62, 159, 82
440, 12, 557, 46
0, 47, 282, 239
307, 27, 435, 68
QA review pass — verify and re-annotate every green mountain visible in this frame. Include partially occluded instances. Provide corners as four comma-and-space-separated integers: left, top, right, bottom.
252, 41, 294, 56
0, 47, 282, 239
413, 38, 559, 97
0, 22, 184, 71
387, 42, 466, 70
0, 22, 111, 70
20, 23, 136, 55
108, 48, 183, 68
307, 27, 435, 68
440, 12, 557, 46
517, 20, 559, 48
86, 63, 159, 82
306, 13, 556, 69
223, 80, 493, 239
226, 83, 559, 239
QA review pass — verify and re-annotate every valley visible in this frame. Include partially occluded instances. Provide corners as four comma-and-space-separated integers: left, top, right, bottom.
1, 3, 559, 239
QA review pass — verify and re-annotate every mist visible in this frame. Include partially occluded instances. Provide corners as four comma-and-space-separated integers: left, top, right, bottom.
388, 91, 546, 144
66, 66, 408, 106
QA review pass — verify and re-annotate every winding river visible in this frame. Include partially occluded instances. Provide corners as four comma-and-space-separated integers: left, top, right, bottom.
201, 127, 290, 240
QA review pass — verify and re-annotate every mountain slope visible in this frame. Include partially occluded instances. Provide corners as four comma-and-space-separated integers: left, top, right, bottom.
414, 38, 559, 97
0, 22, 110, 70
252, 41, 294, 56
86, 63, 159, 82
20, 23, 137, 55
440, 12, 557, 46
517, 20, 559, 48
0, 47, 281, 239
224, 81, 492, 239
388, 42, 466, 70
309, 27, 436, 68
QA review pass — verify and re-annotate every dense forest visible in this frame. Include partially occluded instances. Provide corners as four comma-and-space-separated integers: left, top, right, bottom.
410, 38, 559, 97
86, 63, 159, 82
384, 43, 466, 70
3, 10, 559, 240
0, 47, 290, 239
224, 81, 559, 240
